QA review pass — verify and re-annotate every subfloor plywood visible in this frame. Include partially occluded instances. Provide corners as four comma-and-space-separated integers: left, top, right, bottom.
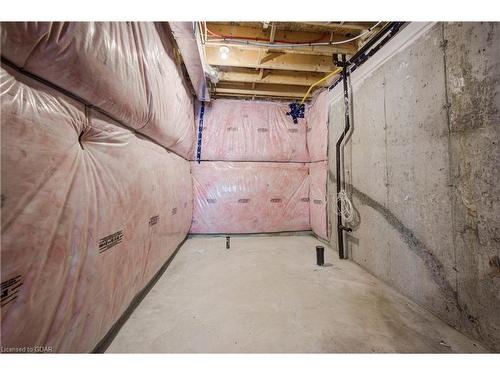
107, 235, 487, 353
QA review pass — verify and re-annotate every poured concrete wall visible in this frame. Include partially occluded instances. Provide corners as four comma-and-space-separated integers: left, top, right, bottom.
327, 22, 499, 351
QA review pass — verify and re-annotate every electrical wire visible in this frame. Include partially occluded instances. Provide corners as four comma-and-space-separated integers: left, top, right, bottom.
300, 67, 342, 105
337, 189, 354, 223
205, 22, 383, 48
297, 23, 383, 104
206, 26, 329, 44
204, 22, 383, 102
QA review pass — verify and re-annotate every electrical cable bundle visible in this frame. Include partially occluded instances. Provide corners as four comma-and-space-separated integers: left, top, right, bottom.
337, 189, 354, 223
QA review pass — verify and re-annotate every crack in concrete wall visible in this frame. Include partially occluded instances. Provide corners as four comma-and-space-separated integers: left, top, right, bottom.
329, 171, 458, 303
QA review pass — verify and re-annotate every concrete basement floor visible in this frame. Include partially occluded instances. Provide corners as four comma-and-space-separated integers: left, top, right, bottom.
107, 234, 487, 353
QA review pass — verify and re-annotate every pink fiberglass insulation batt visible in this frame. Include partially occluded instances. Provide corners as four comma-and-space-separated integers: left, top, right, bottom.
0, 22, 195, 158
190, 162, 310, 233
309, 161, 329, 240
0, 66, 192, 352
193, 99, 309, 162
306, 90, 329, 162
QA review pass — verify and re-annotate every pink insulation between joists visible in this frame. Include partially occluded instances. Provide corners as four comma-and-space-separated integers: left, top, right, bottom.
0, 22, 195, 158
309, 161, 329, 240
0, 66, 193, 352
190, 162, 310, 233
193, 99, 309, 162
307, 90, 329, 162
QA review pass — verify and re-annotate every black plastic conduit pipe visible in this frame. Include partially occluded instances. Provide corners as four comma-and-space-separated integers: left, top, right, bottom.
329, 22, 405, 91
335, 54, 352, 260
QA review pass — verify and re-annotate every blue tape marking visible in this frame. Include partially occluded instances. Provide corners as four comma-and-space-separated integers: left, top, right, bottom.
196, 101, 205, 163
286, 102, 305, 124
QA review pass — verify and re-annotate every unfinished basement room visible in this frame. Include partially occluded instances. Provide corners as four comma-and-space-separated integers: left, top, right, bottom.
1, 1, 499, 372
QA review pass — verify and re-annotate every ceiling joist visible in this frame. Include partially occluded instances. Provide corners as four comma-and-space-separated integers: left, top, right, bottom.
298, 22, 375, 32
206, 40, 355, 56
218, 68, 334, 87
202, 21, 388, 100
206, 45, 337, 72
206, 23, 362, 44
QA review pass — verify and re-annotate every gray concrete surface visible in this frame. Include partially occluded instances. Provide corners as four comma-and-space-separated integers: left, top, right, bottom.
107, 235, 486, 353
327, 22, 499, 351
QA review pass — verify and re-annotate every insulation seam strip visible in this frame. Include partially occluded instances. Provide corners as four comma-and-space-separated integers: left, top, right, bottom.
196, 101, 205, 163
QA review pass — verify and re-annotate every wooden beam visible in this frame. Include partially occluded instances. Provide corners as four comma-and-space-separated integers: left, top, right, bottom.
214, 92, 304, 101
215, 87, 306, 99
215, 94, 304, 101
203, 22, 382, 100
213, 82, 312, 100
260, 51, 285, 64
269, 24, 276, 43
206, 23, 357, 44
218, 69, 334, 87
206, 40, 355, 56
206, 45, 338, 73
298, 22, 375, 32
258, 68, 265, 80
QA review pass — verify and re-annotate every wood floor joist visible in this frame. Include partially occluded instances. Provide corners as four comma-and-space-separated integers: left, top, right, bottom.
206, 41, 355, 56
206, 45, 338, 72
201, 21, 387, 100
297, 22, 376, 32
214, 81, 309, 99
205, 22, 358, 56
218, 67, 335, 87
206, 23, 360, 45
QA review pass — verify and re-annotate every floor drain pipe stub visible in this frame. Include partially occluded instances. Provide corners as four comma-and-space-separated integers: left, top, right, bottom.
226, 236, 230, 249
316, 246, 325, 266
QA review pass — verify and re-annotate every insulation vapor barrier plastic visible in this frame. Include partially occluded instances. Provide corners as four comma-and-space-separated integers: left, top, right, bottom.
193, 99, 309, 162
190, 162, 310, 233
0, 22, 195, 158
0, 66, 193, 352
0, 21, 332, 353
309, 161, 329, 240
307, 90, 329, 162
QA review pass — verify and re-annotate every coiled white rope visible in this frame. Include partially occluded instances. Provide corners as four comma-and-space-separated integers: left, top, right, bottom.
337, 189, 354, 223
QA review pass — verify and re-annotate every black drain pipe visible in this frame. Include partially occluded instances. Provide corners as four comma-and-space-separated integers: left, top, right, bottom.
335, 54, 352, 260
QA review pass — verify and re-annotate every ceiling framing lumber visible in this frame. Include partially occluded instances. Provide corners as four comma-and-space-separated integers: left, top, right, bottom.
218, 68, 335, 87
206, 40, 356, 56
200, 21, 388, 100
206, 23, 362, 44
206, 45, 337, 73
214, 81, 310, 100
298, 22, 374, 32
215, 88, 306, 99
